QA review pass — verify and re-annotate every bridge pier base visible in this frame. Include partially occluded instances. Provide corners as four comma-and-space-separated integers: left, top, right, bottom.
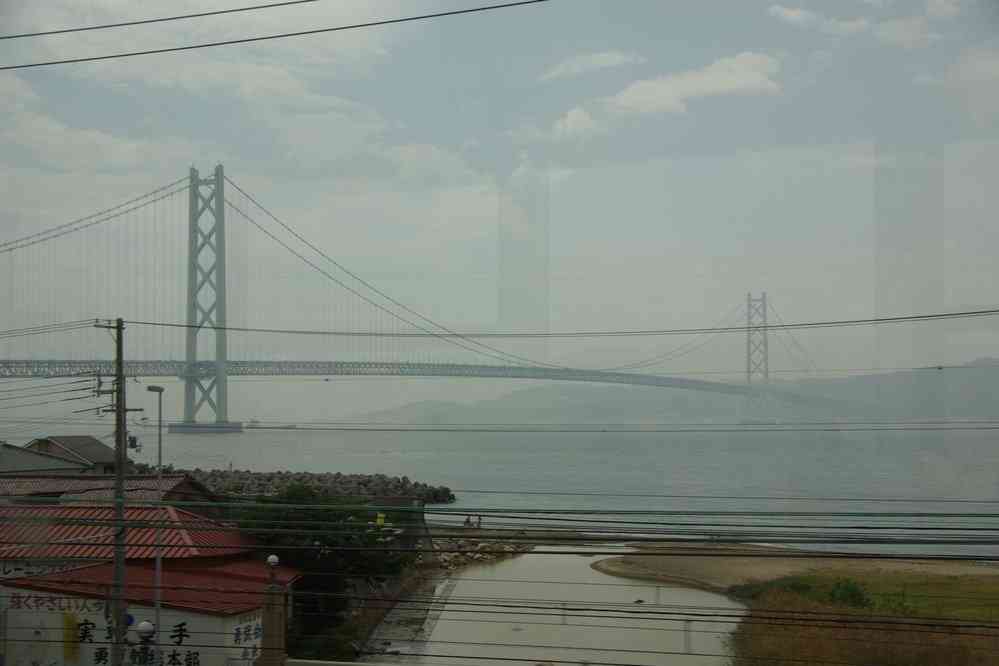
168, 421, 243, 434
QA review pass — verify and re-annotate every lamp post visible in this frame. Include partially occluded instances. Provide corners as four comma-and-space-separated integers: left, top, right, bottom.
260, 555, 286, 666
145, 385, 165, 657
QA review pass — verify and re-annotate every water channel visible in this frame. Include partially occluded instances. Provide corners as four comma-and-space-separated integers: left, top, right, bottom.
365, 548, 744, 665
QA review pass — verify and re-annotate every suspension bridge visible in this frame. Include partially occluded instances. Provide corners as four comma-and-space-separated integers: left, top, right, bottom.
0, 164, 797, 432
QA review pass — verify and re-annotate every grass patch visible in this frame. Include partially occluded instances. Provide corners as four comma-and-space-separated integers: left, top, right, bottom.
731, 569, 999, 622
728, 570, 999, 665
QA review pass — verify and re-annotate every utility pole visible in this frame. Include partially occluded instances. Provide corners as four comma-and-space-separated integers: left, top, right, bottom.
97, 318, 128, 666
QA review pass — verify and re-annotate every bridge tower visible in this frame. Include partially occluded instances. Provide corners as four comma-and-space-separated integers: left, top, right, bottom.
742, 292, 777, 421
174, 164, 240, 433
745, 292, 769, 384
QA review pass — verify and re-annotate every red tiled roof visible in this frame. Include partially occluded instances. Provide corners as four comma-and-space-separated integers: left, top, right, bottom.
0, 474, 208, 502
5, 559, 300, 616
0, 505, 253, 560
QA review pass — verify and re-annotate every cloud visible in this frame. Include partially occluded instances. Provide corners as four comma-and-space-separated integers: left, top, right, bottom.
913, 72, 942, 86
0, 73, 39, 111
948, 48, 999, 127
874, 16, 940, 48
550, 52, 781, 140
926, 0, 960, 19
768, 5, 870, 35
770, 4, 947, 49
553, 107, 599, 138
540, 51, 646, 82
823, 17, 871, 35
768, 5, 817, 26
0, 74, 207, 173
607, 52, 781, 115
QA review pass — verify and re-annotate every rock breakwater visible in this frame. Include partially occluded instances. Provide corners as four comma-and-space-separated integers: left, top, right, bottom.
174, 467, 456, 504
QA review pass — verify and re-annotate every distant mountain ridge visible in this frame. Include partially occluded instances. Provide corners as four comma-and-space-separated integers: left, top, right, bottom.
349, 359, 999, 423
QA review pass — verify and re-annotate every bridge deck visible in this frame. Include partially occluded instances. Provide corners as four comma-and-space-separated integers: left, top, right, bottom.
0, 359, 757, 396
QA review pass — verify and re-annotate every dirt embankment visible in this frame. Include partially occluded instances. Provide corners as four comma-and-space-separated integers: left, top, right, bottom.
590, 542, 999, 592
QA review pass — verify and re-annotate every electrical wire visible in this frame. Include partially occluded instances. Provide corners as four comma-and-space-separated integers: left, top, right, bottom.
9, 515, 999, 544
599, 303, 745, 372
0, 321, 96, 340
3, 580, 999, 639
123, 422, 999, 433
0, 0, 327, 40
34, 493, 999, 517
6, 579, 999, 609
0, 386, 93, 402
125, 306, 999, 339
0, 1, 553, 71
0, 394, 98, 411
0, 378, 93, 394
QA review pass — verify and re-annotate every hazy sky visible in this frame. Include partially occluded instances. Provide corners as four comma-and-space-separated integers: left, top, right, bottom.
1, 0, 998, 375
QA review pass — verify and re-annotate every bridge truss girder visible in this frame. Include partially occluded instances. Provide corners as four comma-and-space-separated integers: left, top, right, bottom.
0, 359, 828, 406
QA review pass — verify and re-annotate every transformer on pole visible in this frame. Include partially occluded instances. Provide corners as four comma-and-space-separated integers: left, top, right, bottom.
177, 165, 240, 432
746, 292, 769, 385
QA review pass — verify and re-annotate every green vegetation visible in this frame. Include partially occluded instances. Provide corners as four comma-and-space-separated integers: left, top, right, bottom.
231, 483, 420, 661
728, 570, 999, 665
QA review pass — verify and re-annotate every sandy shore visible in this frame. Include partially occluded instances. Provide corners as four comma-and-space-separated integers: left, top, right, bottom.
591, 542, 999, 593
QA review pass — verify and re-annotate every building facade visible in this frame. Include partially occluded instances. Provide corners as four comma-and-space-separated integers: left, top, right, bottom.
1, 559, 297, 666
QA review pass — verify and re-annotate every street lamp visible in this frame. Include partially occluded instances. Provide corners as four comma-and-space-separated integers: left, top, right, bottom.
136, 621, 155, 641
266, 554, 279, 584
145, 385, 165, 657
136, 621, 155, 666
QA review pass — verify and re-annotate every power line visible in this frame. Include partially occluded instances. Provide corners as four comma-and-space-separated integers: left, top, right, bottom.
9, 508, 999, 533
0, 378, 92, 394
140, 422, 999, 433
125, 306, 999, 339
9, 514, 999, 542
0, 320, 96, 339
447, 489, 999, 504
6, 579, 999, 609
0, 393, 97, 411
600, 303, 745, 372
0, 0, 326, 40
0, 0, 553, 71
0, 386, 93, 402
151, 416, 999, 427
34, 492, 999, 517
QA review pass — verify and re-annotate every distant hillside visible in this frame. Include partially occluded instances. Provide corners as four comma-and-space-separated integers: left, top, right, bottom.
784, 358, 999, 418
349, 359, 999, 424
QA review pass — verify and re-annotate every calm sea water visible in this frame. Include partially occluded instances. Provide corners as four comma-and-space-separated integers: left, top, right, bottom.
48, 376, 999, 556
